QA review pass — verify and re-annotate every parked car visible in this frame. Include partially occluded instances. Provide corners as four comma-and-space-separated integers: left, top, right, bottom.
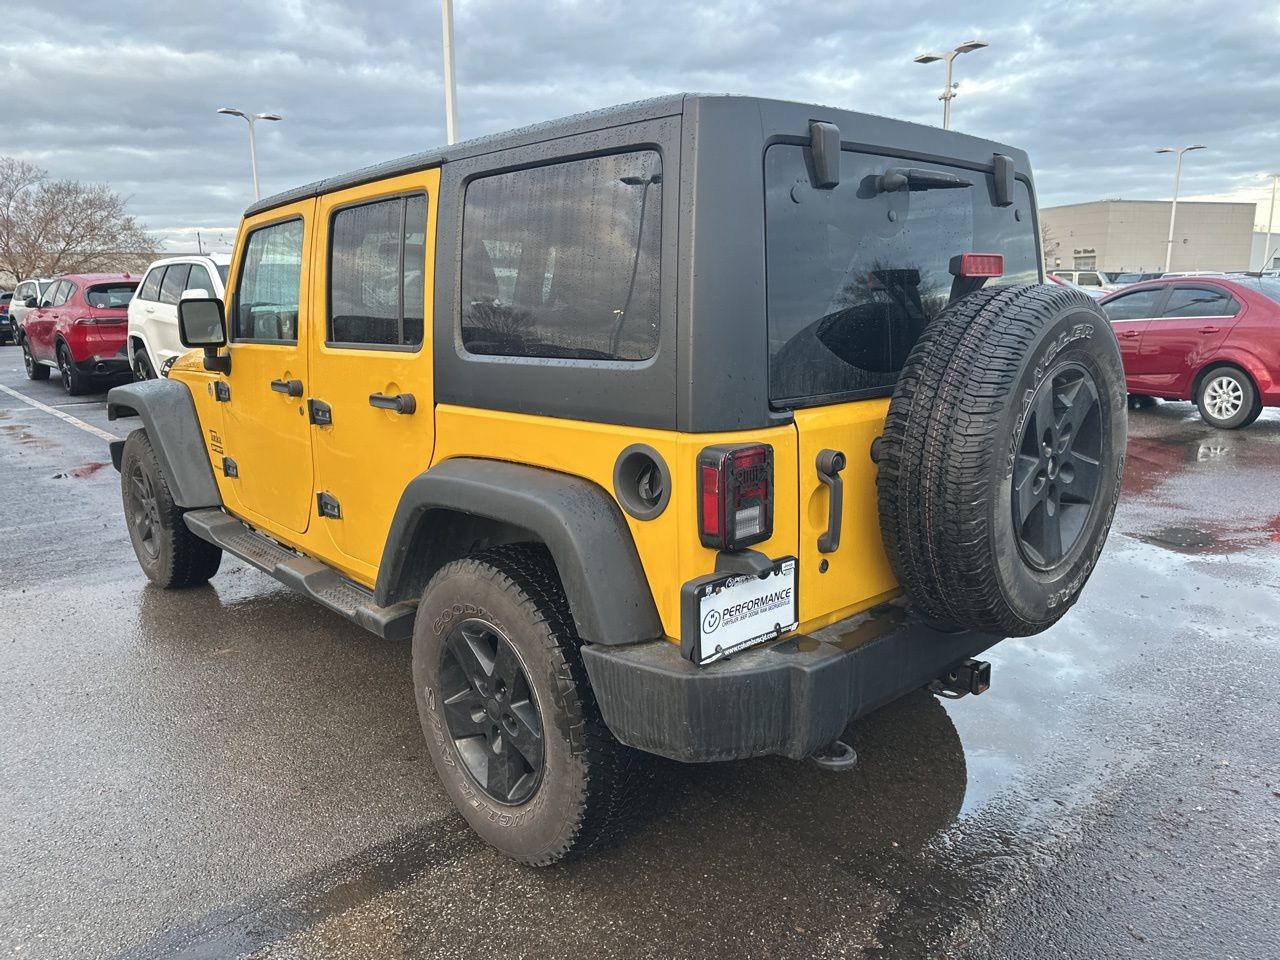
0, 292, 13, 343
106, 94, 1126, 865
1105, 271, 1164, 291
1049, 269, 1114, 290
9, 277, 55, 327
1046, 271, 1105, 299
128, 254, 230, 378
19, 273, 138, 394
1100, 275, 1280, 428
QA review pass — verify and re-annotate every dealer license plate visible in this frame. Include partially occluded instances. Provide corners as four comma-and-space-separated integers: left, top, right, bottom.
690, 558, 797, 665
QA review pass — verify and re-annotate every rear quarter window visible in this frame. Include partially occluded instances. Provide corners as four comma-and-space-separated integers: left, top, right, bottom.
137, 269, 163, 301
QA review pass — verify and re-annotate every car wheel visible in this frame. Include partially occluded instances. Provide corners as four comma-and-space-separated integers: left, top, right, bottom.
21, 338, 50, 380
134, 346, 156, 381
57, 344, 91, 396
1196, 367, 1256, 430
877, 284, 1127, 637
120, 429, 223, 588
413, 543, 646, 865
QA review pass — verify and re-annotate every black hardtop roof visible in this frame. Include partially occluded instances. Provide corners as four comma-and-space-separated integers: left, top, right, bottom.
244, 92, 1030, 218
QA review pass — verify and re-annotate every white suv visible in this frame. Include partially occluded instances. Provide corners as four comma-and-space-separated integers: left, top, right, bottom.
127, 254, 230, 378
10, 278, 55, 327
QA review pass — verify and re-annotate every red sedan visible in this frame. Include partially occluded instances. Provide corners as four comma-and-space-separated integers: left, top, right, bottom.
19, 273, 138, 395
1100, 276, 1280, 429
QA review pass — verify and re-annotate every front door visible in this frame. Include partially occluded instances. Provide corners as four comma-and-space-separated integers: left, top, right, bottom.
219, 203, 316, 535
307, 171, 439, 581
1099, 285, 1166, 390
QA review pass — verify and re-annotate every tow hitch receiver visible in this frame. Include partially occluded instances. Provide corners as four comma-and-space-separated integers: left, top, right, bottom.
930, 659, 992, 699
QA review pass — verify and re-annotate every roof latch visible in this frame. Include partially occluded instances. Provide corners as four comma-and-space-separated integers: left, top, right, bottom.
992, 153, 1015, 207
808, 121, 841, 189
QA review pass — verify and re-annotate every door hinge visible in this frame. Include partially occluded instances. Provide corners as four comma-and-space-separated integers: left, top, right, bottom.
214, 381, 231, 402
317, 491, 342, 519
221, 456, 239, 478
308, 398, 333, 426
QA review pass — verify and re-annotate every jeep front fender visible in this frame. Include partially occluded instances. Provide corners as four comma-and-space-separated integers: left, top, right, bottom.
377, 458, 664, 648
106, 380, 221, 509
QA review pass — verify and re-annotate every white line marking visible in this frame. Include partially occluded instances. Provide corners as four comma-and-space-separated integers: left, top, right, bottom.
0, 383, 121, 443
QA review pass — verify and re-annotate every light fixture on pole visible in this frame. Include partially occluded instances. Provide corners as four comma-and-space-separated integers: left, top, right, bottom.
217, 107, 282, 200
441, 0, 458, 144
913, 40, 988, 130
1155, 145, 1206, 273
1261, 172, 1280, 272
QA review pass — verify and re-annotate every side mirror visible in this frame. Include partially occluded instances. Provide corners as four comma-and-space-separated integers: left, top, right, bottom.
178, 297, 230, 373
181, 288, 213, 301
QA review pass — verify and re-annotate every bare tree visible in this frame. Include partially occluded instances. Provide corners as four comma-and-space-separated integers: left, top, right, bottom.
0, 157, 155, 285
1040, 217, 1060, 270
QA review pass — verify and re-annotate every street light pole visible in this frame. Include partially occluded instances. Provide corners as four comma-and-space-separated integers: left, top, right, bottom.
441, 0, 458, 144
1155, 144, 1205, 273
913, 40, 989, 130
1261, 173, 1279, 271
217, 108, 282, 200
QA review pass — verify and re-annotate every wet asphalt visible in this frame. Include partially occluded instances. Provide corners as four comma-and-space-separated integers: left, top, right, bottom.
1, 351, 1277, 960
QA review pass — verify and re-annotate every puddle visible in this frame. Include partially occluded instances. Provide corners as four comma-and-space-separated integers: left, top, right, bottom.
1131, 517, 1280, 555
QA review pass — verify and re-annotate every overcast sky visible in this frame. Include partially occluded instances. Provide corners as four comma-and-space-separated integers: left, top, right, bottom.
5, 0, 1279, 252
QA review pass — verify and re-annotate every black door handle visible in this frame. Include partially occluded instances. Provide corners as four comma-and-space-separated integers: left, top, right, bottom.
816, 448, 846, 554
369, 392, 416, 414
270, 378, 303, 397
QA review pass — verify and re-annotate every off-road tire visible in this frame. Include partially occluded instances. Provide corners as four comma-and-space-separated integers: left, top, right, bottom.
1195, 365, 1257, 430
877, 284, 1127, 637
57, 343, 91, 396
21, 337, 49, 380
120, 429, 222, 588
413, 543, 645, 865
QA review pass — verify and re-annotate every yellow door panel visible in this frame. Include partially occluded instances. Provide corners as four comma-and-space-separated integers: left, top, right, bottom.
793, 400, 900, 627
308, 171, 440, 576
218, 202, 316, 535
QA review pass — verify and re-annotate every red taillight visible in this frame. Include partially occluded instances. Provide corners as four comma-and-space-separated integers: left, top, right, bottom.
697, 443, 773, 551
949, 253, 1004, 278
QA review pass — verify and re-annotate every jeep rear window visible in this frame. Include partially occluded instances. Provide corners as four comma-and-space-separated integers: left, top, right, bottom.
765, 145, 1039, 405
461, 150, 661, 362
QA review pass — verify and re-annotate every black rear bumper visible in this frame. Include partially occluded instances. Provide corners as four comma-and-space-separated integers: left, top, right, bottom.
581, 602, 1000, 762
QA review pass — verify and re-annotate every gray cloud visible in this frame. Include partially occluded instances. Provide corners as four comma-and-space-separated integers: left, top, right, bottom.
4, 0, 1278, 251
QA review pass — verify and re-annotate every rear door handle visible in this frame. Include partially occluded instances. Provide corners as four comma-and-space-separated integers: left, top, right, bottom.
816, 448, 846, 554
369, 392, 417, 414
1118, 330, 1140, 339
270, 378, 304, 397
1198, 325, 1220, 334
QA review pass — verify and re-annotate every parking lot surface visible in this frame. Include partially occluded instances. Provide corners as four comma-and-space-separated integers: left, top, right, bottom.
2, 353, 1277, 960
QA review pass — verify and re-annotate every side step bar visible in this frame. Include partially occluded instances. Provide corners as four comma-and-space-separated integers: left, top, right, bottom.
183, 508, 417, 641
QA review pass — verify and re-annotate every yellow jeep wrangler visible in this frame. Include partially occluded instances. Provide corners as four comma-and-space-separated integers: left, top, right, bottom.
107, 94, 1126, 865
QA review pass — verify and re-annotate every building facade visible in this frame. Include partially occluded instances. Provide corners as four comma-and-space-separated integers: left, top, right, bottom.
1041, 199, 1256, 273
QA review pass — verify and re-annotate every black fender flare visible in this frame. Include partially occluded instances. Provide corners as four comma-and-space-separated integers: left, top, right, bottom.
106, 379, 222, 509
376, 458, 664, 647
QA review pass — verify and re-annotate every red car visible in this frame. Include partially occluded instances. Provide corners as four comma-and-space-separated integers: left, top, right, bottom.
1100, 275, 1280, 429
19, 274, 138, 395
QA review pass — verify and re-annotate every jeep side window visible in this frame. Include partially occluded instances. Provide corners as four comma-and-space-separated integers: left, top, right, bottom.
461, 150, 662, 362
234, 218, 304, 343
138, 268, 163, 302
328, 193, 427, 347
185, 264, 214, 297
158, 263, 190, 305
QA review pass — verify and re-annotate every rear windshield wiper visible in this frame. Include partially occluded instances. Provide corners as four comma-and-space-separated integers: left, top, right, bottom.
876, 167, 973, 193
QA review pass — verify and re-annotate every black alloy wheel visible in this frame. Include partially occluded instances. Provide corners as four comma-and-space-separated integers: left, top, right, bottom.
1012, 362, 1103, 570
438, 617, 544, 805
126, 459, 162, 561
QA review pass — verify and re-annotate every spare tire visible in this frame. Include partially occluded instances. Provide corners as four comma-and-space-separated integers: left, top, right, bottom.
876, 284, 1126, 637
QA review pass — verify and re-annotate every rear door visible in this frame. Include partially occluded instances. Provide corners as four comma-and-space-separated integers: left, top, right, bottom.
218, 204, 316, 536
307, 171, 439, 581
1139, 283, 1243, 394
763, 145, 1040, 626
